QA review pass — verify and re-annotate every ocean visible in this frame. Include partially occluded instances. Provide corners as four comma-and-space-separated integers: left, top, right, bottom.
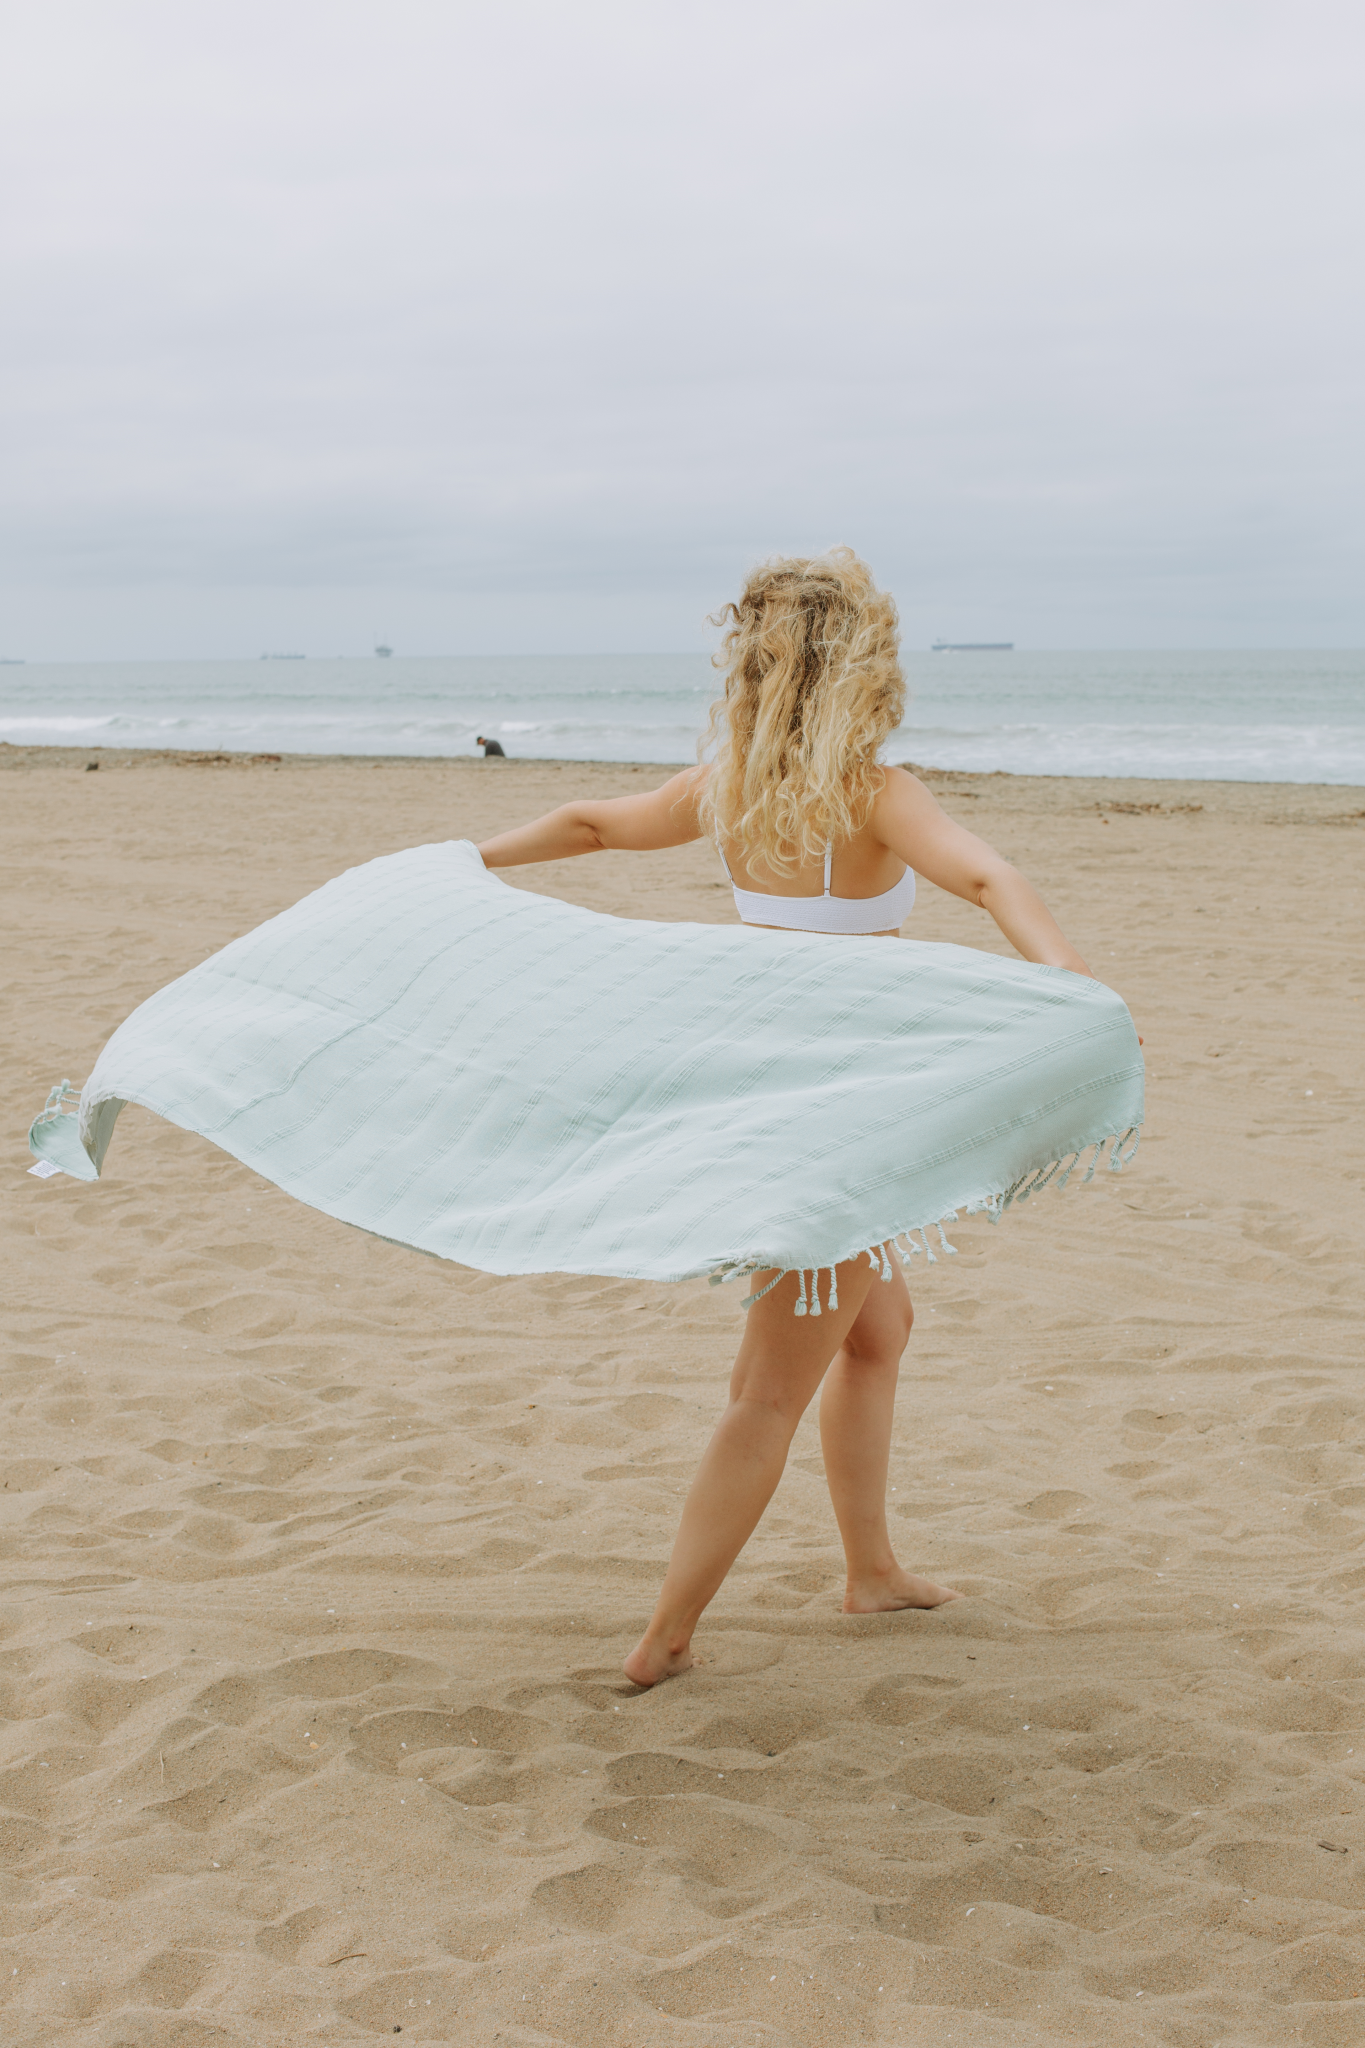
1, 649, 1362, 782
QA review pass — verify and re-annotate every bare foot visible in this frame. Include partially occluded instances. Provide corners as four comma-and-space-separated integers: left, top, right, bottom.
842, 1567, 964, 1614
623, 1635, 699, 1687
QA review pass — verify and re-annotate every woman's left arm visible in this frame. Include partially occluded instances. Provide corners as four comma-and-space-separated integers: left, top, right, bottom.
875, 768, 1094, 976
477, 767, 705, 868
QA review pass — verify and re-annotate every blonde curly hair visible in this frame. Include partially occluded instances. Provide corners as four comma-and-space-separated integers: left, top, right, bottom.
697, 548, 905, 877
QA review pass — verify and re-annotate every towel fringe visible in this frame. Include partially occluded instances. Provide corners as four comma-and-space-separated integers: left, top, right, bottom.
1111, 1127, 1141, 1170
714, 1125, 1141, 1313
739, 1268, 787, 1309
34, 1078, 79, 1127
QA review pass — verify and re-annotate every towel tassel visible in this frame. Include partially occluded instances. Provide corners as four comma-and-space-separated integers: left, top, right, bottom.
35, 1078, 79, 1127
741, 1268, 787, 1310
1112, 1127, 1141, 1169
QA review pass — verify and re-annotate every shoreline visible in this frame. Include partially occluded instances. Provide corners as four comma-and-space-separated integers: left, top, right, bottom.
2, 738, 1363, 812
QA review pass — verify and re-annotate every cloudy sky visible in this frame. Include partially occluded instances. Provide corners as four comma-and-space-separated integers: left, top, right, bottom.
2, 0, 1361, 657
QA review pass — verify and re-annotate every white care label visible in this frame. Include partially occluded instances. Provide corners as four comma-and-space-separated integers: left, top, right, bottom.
27, 1159, 63, 1179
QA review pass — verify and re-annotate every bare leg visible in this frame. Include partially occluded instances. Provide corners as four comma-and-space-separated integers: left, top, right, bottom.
819, 1260, 962, 1613
624, 1257, 876, 1686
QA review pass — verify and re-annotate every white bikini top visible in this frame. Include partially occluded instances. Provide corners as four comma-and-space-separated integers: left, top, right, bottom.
716, 841, 916, 936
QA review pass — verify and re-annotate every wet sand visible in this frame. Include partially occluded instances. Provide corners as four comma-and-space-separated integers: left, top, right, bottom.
3, 743, 1364, 2046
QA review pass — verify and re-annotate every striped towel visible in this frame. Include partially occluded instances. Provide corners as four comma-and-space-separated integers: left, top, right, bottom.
28, 840, 1144, 1293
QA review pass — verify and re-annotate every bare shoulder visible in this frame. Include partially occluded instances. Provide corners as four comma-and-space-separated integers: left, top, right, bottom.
870, 764, 944, 829
655, 763, 706, 823
877, 762, 930, 797
613, 763, 703, 813
583, 763, 706, 852
670, 762, 708, 801
869, 762, 997, 879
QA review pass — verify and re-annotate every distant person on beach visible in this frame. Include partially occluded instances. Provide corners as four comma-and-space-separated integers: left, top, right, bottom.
478, 549, 1103, 1687
476, 735, 506, 757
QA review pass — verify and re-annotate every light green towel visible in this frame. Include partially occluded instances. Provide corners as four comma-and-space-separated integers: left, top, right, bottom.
29, 840, 1143, 1291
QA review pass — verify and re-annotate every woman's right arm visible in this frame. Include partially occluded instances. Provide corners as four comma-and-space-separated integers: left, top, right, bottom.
477, 767, 704, 868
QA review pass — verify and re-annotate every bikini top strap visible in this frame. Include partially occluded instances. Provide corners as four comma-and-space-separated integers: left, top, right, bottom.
823, 844, 832, 897
715, 837, 735, 884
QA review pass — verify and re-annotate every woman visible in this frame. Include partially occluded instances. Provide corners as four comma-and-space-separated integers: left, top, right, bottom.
477, 549, 1099, 1687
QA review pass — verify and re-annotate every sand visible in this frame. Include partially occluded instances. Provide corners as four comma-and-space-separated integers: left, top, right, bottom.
3, 741, 1364, 2048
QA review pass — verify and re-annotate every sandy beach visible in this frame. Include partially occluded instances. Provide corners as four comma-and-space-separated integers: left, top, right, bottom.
3, 743, 1364, 2047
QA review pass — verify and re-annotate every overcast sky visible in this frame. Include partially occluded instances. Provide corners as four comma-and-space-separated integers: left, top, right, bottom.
2, 0, 1362, 658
